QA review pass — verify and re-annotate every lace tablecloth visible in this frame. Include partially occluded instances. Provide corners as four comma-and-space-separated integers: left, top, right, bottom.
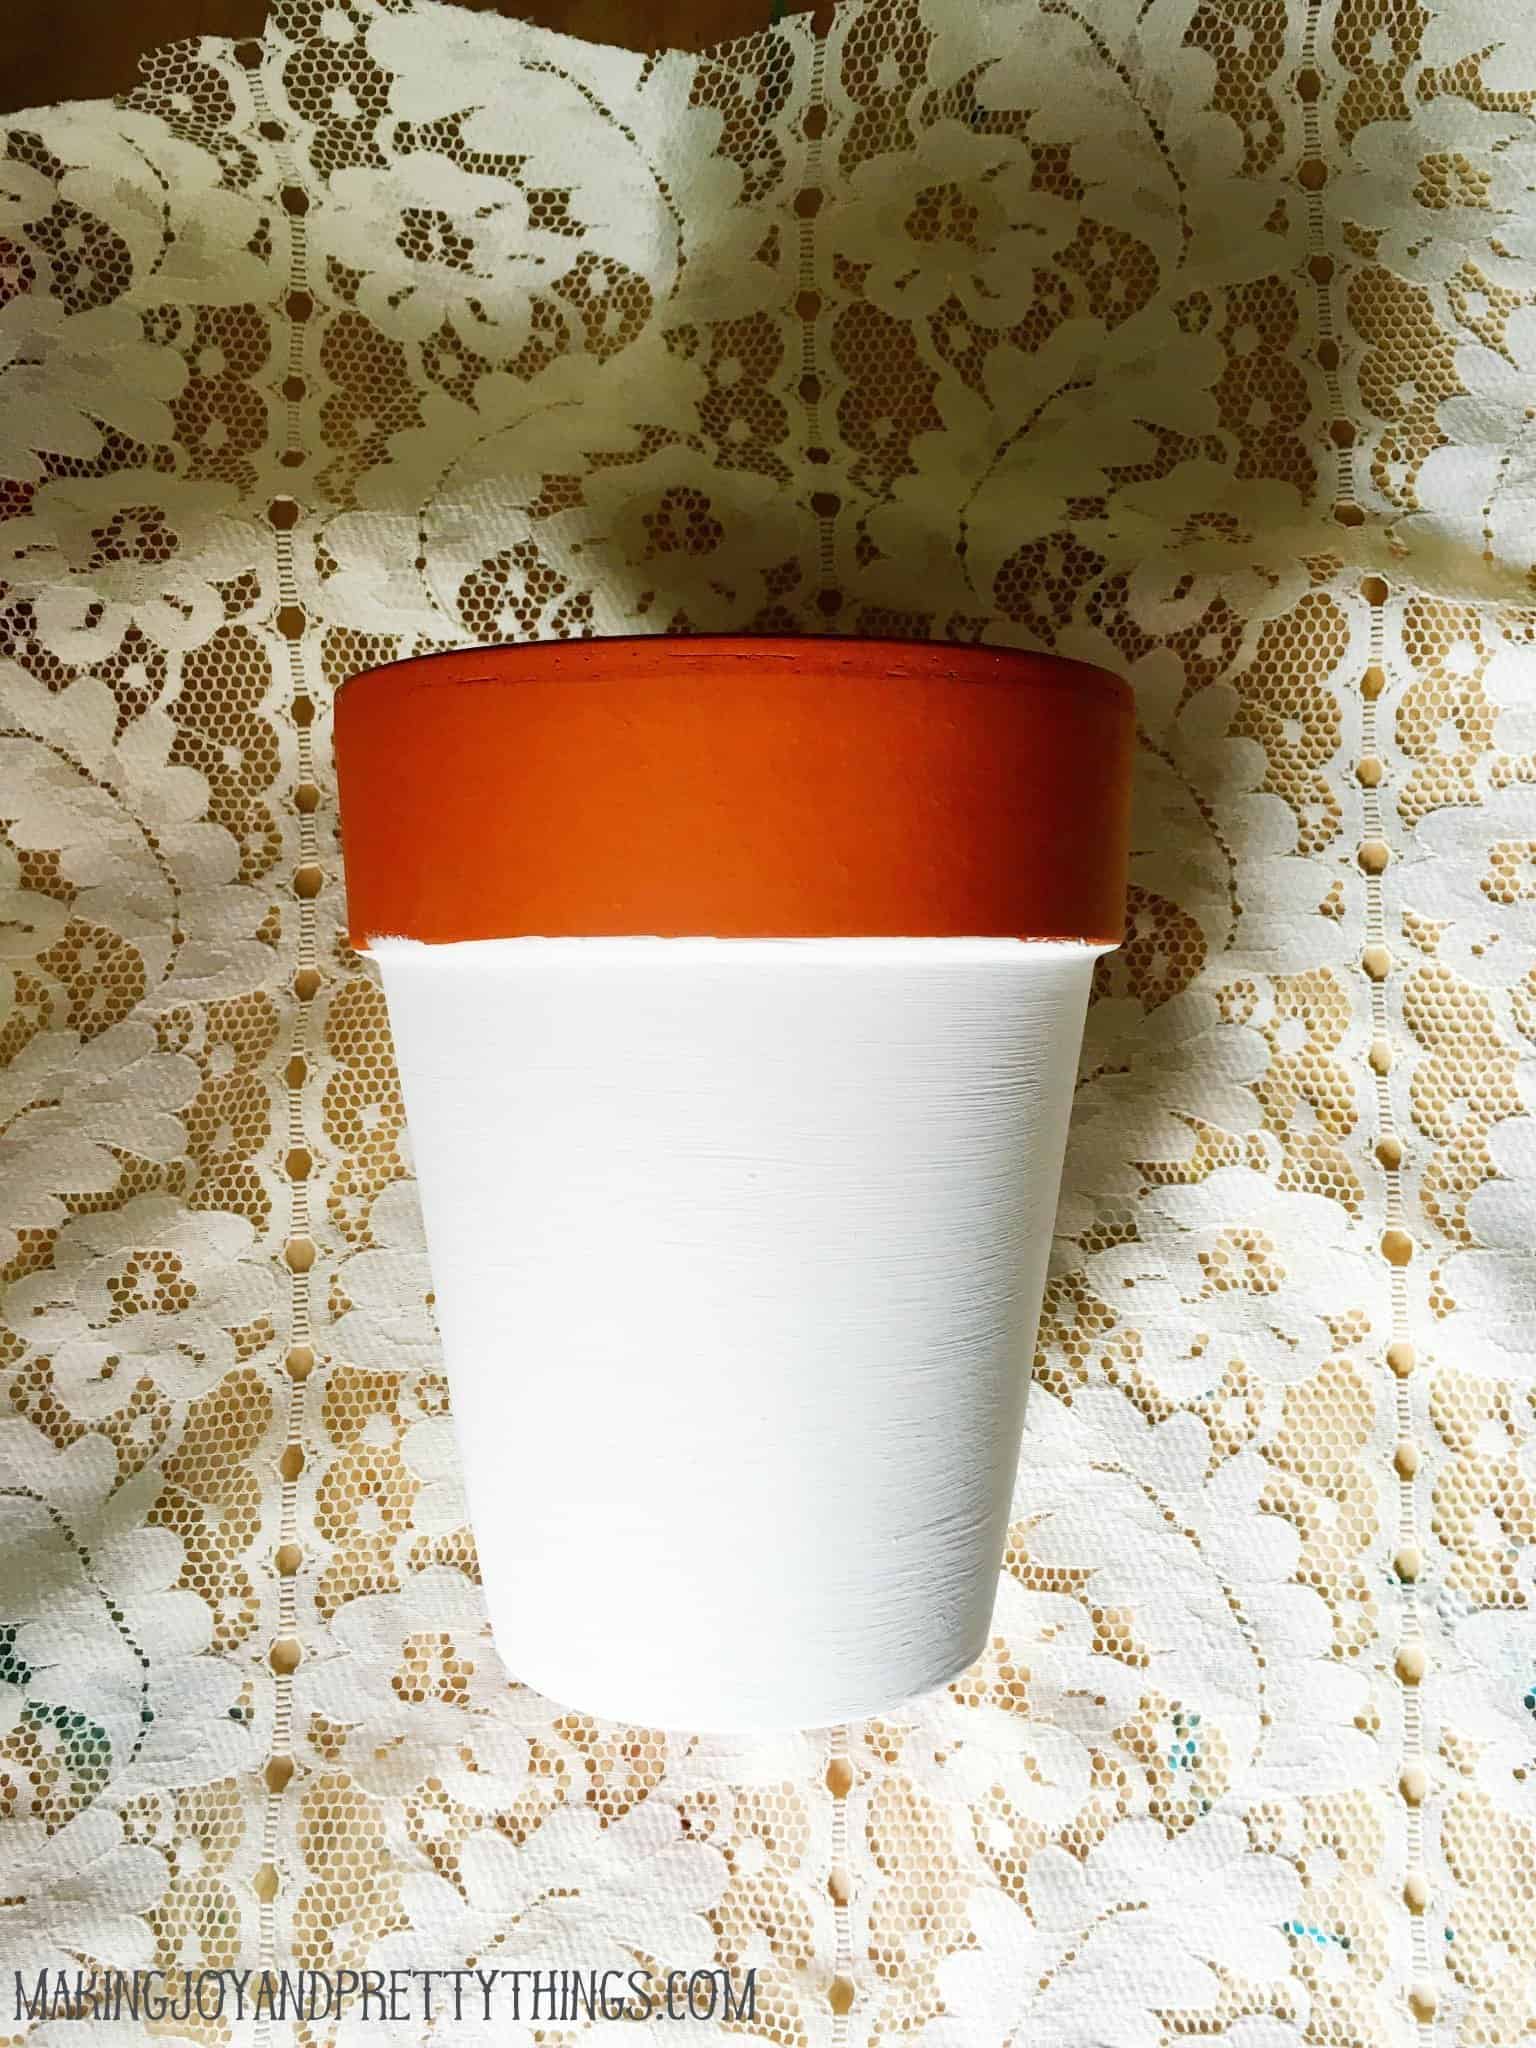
2, 0, 1534, 2040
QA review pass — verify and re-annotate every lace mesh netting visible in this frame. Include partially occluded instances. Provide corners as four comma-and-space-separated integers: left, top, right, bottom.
2, 0, 1535, 2040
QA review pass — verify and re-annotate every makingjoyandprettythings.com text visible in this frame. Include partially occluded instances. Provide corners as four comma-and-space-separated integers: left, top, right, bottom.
15, 1965, 758, 2026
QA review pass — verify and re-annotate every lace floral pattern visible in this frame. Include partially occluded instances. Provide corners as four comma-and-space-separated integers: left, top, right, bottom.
2, 0, 1534, 2039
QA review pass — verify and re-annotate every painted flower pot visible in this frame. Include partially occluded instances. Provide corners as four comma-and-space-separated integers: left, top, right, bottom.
334, 636, 1132, 1730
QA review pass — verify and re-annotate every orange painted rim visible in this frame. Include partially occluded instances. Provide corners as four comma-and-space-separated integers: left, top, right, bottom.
334, 636, 1133, 946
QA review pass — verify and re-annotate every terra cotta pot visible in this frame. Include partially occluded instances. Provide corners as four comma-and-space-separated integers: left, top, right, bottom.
335, 636, 1132, 1730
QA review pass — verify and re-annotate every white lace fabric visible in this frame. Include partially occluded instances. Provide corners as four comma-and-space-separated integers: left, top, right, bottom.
2, 0, 1534, 2040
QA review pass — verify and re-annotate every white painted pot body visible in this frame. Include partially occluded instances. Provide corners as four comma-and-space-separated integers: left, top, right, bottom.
373, 935, 1103, 1730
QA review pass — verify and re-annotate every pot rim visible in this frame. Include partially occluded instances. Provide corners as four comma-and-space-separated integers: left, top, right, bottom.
334, 631, 1130, 705
334, 634, 1134, 950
